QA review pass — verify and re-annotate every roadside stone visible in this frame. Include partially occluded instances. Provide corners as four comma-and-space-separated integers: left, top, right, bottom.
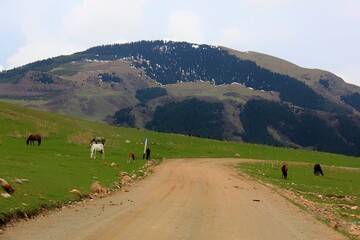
0, 178, 8, 185
14, 178, 23, 184
329, 220, 338, 228
90, 182, 111, 198
1, 193, 11, 198
349, 230, 360, 236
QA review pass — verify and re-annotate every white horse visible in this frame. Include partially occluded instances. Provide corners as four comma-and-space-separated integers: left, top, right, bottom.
90, 143, 105, 159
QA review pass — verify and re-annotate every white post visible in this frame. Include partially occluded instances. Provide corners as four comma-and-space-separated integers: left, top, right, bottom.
143, 138, 148, 159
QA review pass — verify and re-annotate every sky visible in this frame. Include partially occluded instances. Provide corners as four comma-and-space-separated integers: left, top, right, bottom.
1, 0, 360, 87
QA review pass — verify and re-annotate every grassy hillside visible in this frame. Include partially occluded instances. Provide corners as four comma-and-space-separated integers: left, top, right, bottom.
0, 101, 359, 226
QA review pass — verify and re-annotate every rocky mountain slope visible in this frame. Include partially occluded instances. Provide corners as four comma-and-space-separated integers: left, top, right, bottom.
1, 40, 359, 156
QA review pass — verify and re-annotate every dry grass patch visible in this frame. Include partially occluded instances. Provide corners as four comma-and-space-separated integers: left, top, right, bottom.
67, 132, 93, 145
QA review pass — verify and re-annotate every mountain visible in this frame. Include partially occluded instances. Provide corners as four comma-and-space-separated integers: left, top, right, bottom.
1, 40, 360, 156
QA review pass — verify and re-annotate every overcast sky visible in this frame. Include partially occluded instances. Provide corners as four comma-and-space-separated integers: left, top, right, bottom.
1, 0, 360, 87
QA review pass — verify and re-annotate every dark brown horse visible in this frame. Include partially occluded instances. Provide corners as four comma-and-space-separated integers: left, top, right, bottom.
281, 164, 288, 180
314, 163, 324, 176
26, 134, 41, 146
146, 148, 151, 160
143, 148, 151, 160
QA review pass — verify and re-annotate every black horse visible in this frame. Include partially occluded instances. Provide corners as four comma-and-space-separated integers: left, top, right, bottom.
314, 163, 324, 176
145, 148, 151, 160
26, 134, 41, 146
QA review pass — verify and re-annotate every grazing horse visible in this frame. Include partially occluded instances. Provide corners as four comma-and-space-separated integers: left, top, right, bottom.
26, 134, 41, 146
2, 183, 15, 194
91, 137, 106, 145
128, 152, 135, 163
145, 148, 151, 160
281, 164, 288, 180
90, 143, 105, 159
314, 163, 324, 176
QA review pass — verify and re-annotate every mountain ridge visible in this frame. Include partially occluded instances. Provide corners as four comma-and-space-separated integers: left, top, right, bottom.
0, 40, 359, 156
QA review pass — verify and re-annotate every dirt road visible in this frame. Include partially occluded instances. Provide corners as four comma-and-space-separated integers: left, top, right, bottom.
1, 158, 346, 240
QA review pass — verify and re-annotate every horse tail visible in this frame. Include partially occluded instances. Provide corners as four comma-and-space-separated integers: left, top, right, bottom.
38, 138, 41, 146
26, 138, 29, 145
101, 144, 105, 159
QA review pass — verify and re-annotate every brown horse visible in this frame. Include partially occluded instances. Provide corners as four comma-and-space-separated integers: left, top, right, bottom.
128, 152, 135, 163
281, 164, 288, 180
26, 134, 41, 146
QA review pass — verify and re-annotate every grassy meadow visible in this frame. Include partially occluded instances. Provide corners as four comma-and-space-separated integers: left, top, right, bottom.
0, 101, 359, 228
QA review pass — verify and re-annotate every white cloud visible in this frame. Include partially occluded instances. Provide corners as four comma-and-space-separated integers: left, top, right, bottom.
166, 11, 202, 44
218, 26, 243, 48
340, 2, 360, 22
5, 0, 152, 68
62, 0, 152, 45
0, 65, 4, 72
246, 0, 295, 7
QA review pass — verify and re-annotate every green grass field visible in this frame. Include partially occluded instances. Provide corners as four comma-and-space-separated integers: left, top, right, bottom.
1, 101, 359, 229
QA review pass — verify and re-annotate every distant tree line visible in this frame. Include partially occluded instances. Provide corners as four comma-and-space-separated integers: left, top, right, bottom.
135, 87, 167, 103
30, 72, 55, 84
240, 99, 360, 156
319, 79, 330, 89
111, 107, 135, 128
98, 73, 123, 83
341, 92, 360, 111
145, 98, 224, 140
